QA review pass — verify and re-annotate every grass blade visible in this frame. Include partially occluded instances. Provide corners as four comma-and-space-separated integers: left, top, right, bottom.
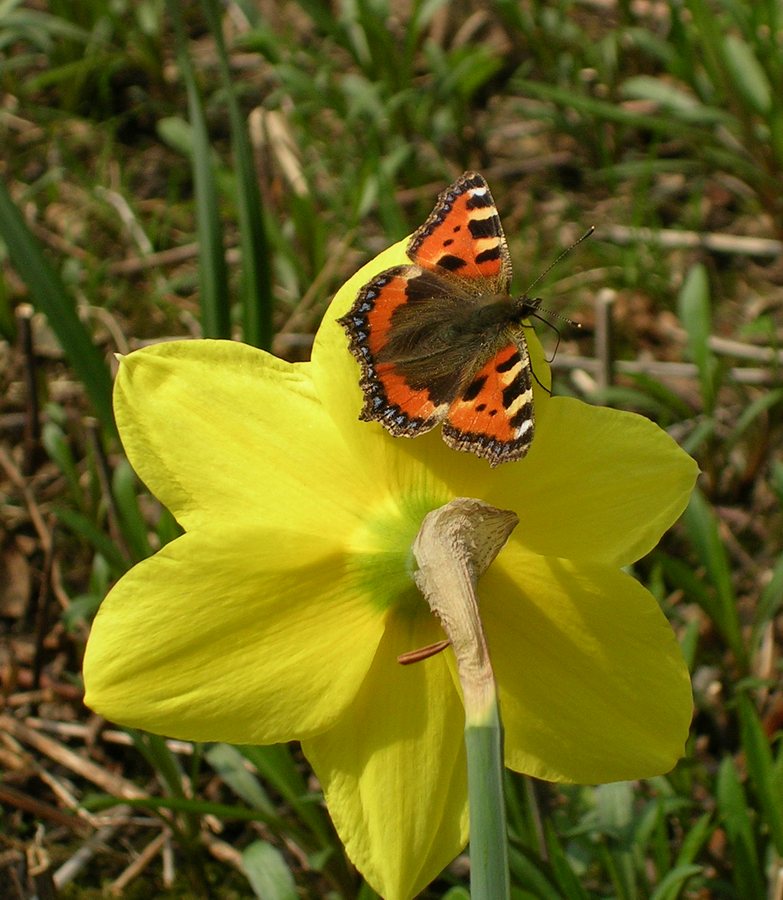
682, 489, 745, 665
674, 812, 713, 865
725, 388, 783, 450
737, 693, 783, 855
722, 33, 772, 116
544, 820, 589, 899
752, 551, 783, 648
168, 0, 231, 339
649, 864, 702, 900
54, 506, 129, 573
201, 0, 273, 349
111, 458, 153, 562
716, 755, 765, 897
0, 177, 115, 432
507, 844, 562, 897
205, 744, 274, 815
677, 264, 718, 415
243, 841, 298, 900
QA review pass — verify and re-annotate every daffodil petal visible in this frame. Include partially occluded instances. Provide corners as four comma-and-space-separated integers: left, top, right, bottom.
114, 339, 364, 534
483, 540, 692, 782
303, 609, 468, 900
83, 526, 385, 743
475, 397, 698, 566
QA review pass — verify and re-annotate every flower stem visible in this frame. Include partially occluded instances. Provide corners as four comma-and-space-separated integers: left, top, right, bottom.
465, 688, 510, 900
412, 497, 517, 900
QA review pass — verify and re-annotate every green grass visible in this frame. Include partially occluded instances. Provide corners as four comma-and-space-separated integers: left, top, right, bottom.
2, 0, 783, 896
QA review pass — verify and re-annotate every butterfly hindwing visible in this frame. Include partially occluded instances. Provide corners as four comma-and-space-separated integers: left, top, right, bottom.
442, 337, 534, 466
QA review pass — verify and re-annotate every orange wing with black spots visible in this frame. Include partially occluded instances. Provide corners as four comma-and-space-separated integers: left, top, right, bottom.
407, 171, 512, 290
442, 342, 534, 465
339, 172, 538, 466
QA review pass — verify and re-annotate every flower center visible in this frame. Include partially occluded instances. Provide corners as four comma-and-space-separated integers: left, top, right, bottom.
346, 492, 446, 614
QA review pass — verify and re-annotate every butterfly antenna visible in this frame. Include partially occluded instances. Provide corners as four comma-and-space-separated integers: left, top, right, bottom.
522, 225, 595, 299
530, 307, 581, 329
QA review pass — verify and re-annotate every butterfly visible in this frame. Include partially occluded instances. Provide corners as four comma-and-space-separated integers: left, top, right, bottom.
339, 171, 547, 467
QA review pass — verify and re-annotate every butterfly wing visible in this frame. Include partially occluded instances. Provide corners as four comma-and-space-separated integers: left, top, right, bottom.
442, 335, 535, 466
407, 171, 512, 295
338, 265, 465, 436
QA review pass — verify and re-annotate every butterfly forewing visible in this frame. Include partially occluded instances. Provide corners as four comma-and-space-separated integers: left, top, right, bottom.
340, 266, 452, 434
407, 172, 512, 294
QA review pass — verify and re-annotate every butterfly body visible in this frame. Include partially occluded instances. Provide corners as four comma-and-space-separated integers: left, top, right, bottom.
339, 171, 540, 466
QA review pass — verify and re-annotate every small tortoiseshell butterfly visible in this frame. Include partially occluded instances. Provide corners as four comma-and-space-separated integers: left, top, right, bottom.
339, 171, 547, 467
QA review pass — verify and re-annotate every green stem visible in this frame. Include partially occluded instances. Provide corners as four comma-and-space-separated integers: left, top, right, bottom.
465, 690, 510, 900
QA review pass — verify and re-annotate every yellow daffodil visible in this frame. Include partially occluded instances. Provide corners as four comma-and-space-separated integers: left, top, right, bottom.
83, 238, 697, 900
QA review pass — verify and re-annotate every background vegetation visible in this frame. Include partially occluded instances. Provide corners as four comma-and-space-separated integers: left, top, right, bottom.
1, 0, 782, 896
